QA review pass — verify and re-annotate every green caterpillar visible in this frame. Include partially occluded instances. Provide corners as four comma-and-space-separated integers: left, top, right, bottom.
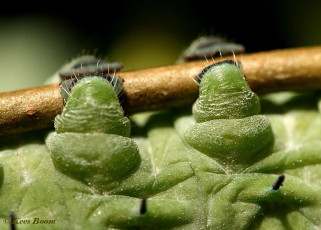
177, 61, 321, 229
46, 75, 196, 228
185, 60, 273, 172
42, 60, 321, 229
46, 76, 141, 192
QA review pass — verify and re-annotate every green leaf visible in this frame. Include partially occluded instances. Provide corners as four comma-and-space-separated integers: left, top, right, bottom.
1, 65, 321, 229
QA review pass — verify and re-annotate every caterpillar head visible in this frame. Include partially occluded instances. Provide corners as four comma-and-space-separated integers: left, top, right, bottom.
56, 76, 130, 137
58, 55, 123, 80
45, 55, 123, 85
179, 36, 245, 62
193, 60, 260, 122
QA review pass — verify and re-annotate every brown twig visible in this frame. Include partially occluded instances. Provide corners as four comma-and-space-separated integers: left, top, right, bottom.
1, 46, 321, 136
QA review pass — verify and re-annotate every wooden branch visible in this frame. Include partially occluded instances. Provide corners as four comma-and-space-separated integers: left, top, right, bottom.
1, 46, 321, 136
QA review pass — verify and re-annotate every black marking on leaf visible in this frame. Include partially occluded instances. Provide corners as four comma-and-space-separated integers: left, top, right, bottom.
272, 175, 285, 190
140, 198, 147, 215
197, 60, 239, 84
10, 213, 16, 230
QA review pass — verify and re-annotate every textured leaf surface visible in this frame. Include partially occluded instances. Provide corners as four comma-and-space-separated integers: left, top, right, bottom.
1, 87, 321, 229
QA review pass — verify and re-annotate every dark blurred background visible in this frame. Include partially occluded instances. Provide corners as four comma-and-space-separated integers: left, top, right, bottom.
1, 0, 321, 92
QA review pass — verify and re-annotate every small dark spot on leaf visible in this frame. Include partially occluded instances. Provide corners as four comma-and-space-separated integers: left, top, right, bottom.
272, 175, 285, 190
140, 198, 147, 215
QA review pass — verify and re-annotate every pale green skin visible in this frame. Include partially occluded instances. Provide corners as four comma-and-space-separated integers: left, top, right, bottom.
48, 77, 140, 192
193, 63, 260, 122
0, 66, 321, 229
55, 77, 131, 136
